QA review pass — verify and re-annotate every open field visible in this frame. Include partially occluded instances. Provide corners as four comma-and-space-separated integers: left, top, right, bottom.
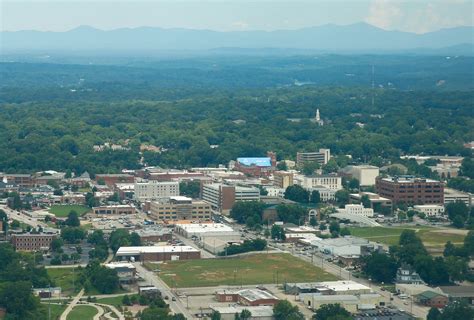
47, 268, 80, 296
42, 303, 67, 320
348, 226, 467, 253
66, 305, 98, 320
49, 205, 90, 217
156, 253, 338, 288
96, 295, 125, 308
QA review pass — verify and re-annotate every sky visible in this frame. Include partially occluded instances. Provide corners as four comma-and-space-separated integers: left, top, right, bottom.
1, 0, 473, 34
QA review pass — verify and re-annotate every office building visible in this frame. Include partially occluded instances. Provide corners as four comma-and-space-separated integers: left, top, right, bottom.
149, 196, 212, 221
346, 165, 380, 186
202, 183, 260, 214
375, 176, 444, 205
302, 174, 342, 190
11, 233, 56, 251
413, 205, 444, 217
134, 180, 179, 202
92, 204, 136, 215
296, 149, 331, 166
273, 171, 294, 189
444, 188, 472, 207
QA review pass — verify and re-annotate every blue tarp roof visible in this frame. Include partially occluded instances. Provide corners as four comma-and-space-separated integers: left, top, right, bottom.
237, 157, 272, 167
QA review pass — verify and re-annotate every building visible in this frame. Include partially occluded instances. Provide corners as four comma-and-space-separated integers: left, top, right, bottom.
174, 223, 239, 239
135, 228, 172, 244
273, 171, 294, 189
396, 264, 425, 285
338, 204, 374, 217
116, 245, 200, 262
444, 188, 473, 207
311, 187, 337, 202
439, 285, 474, 305
92, 204, 136, 215
375, 176, 444, 205
147, 170, 205, 182
300, 293, 385, 312
134, 180, 179, 202
413, 205, 444, 217
11, 233, 56, 251
346, 165, 380, 186
33, 287, 62, 298
414, 291, 449, 308
234, 152, 276, 178
202, 183, 260, 214
215, 289, 279, 306
3, 174, 33, 187
209, 306, 273, 320
310, 108, 324, 126
104, 262, 137, 283
302, 174, 342, 190
149, 196, 212, 221
115, 183, 135, 200
95, 174, 134, 187
310, 237, 380, 257
296, 149, 331, 166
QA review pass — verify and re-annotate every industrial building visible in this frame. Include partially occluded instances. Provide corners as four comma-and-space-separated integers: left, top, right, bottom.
174, 223, 239, 239
296, 149, 331, 166
215, 289, 279, 306
116, 245, 200, 262
135, 228, 173, 244
149, 196, 212, 221
209, 306, 273, 320
300, 293, 385, 312
134, 180, 179, 202
375, 176, 444, 205
310, 237, 380, 257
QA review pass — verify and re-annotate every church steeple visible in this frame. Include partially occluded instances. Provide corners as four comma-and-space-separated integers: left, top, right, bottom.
316, 109, 320, 121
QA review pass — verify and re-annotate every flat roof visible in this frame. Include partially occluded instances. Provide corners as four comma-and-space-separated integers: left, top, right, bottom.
116, 245, 199, 255
175, 223, 234, 233
300, 294, 359, 302
318, 280, 371, 292
237, 157, 272, 167
210, 305, 273, 317
237, 289, 279, 302
169, 196, 192, 201
104, 262, 135, 269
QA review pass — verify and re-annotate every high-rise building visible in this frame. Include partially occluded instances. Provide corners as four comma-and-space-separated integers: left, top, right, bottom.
202, 183, 260, 214
149, 196, 212, 221
297, 149, 331, 166
134, 180, 179, 202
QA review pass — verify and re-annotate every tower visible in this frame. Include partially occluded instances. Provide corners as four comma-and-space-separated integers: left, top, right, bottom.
316, 109, 320, 122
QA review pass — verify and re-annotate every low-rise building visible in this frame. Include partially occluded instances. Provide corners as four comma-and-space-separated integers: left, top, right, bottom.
300, 293, 385, 312
11, 233, 56, 251
396, 264, 425, 285
174, 222, 239, 239
209, 306, 273, 320
95, 174, 134, 187
414, 291, 448, 308
302, 174, 342, 190
116, 245, 201, 262
135, 228, 172, 244
350, 192, 392, 210
93, 204, 136, 215
413, 205, 444, 217
444, 188, 472, 207
338, 204, 374, 217
104, 262, 137, 283
310, 237, 380, 257
215, 289, 279, 306
439, 285, 474, 305
149, 196, 212, 221
273, 171, 294, 189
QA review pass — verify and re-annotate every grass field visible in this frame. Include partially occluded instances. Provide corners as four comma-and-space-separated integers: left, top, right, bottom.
49, 205, 90, 217
157, 253, 338, 288
96, 295, 125, 308
66, 305, 98, 320
42, 303, 67, 320
47, 268, 80, 295
348, 226, 466, 253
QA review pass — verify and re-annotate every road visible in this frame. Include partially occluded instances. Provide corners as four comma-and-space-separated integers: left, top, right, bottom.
60, 288, 84, 320
1, 205, 49, 229
268, 241, 429, 319
134, 262, 194, 319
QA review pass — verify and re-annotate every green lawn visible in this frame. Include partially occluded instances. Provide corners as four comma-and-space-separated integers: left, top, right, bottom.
47, 268, 80, 295
42, 303, 67, 320
96, 295, 125, 308
49, 205, 90, 217
157, 253, 338, 288
348, 226, 466, 253
66, 305, 98, 320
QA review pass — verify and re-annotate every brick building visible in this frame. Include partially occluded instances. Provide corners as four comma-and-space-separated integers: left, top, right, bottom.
215, 289, 279, 306
95, 174, 135, 187
116, 245, 200, 262
234, 152, 277, 178
11, 233, 56, 251
92, 205, 136, 215
375, 176, 444, 205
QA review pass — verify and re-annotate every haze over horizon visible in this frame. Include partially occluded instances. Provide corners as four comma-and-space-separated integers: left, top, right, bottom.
2, 0, 473, 34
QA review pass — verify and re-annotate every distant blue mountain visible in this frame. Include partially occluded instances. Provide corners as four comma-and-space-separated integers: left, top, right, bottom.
1, 23, 473, 54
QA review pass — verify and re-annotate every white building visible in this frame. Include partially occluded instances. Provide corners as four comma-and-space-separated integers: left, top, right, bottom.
210, 306, 273, 320
134, 180, 179, 202
264, 186, 285, 197
174, 223, 240, 239
444, 188, 472, 207
302, 174, 342, 190
310, 237, 378, 257
413, 205, 445, 217
347, 165, 380, 186
297, 149, 331, 166
338, 204, 374, 217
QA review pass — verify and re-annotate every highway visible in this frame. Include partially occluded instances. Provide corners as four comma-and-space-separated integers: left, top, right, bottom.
134, 262, 194, 319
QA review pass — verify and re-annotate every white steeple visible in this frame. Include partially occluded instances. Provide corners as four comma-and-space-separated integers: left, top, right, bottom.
316, 109, 320, 121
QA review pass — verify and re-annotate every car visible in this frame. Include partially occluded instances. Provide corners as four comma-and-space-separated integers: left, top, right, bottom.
171, 297, 176, 301
164, 296, 169, 300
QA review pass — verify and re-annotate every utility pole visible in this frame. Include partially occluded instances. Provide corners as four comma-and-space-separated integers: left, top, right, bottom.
48, 284, 51, 320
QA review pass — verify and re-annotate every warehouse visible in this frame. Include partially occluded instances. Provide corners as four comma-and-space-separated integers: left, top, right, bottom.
116, 245, 200, 262
300, 293, 385, 312
215, 289, 279, 306
175, 222, 239, 239
209, 306, 273, 320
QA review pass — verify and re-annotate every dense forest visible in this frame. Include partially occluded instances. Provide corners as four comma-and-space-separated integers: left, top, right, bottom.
0, 55, 472, 174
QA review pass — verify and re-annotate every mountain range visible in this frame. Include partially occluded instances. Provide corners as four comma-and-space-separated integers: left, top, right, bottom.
1, 23, 473, 54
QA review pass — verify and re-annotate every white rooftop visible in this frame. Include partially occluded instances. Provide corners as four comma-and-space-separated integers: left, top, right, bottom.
318, 280, 370, 292
210, 305, 273, 317
104, 262, 135, 269
116, 245, 199, 255
175, 223, 234, 233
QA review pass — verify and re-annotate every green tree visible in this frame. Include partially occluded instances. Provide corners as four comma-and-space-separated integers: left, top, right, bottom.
313, 303, 352, 320
65, 210, 80, 227
427, 307, 441, 320
284, 185, 310, 203
446, 201, 468, 224
309, 216, 317, 227
334, 190, 350, 207
51, 238, 64, 252
302, 162, 320, 175
310, 190, 321, 204
122, 294, 131, 306
130, 232, 141, 246
230, 201, 265, 225
464, 230, 474, 256
211, 310, 222, 320
440, 300, 474, 320
362, 252, 398, 283
361, 195, 371, 208
273, 300, 304, 320
271, 225, 285, 241
340, 227, 351, 236
443, 241, 456, 257
348, 178, 360, 190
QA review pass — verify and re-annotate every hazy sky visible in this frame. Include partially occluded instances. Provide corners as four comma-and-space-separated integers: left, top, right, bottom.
1, 0, 472, 34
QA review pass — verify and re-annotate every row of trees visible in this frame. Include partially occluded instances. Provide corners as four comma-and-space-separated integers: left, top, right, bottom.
218, 239, 267, 256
